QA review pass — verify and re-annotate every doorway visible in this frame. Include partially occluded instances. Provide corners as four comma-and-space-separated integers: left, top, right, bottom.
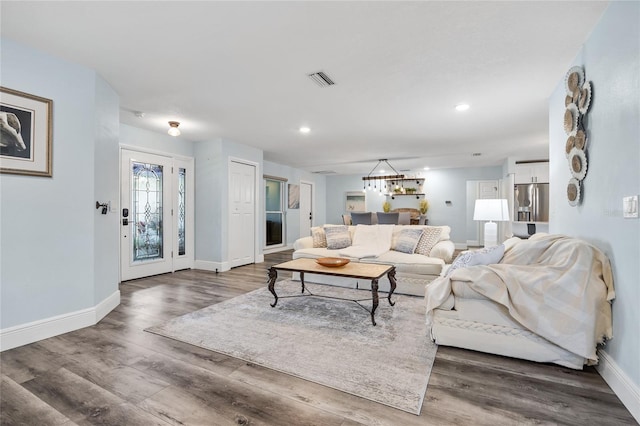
120, 149, 194, 282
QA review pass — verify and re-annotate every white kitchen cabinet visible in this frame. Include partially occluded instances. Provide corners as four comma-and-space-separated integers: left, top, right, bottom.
515, 162, 549, 184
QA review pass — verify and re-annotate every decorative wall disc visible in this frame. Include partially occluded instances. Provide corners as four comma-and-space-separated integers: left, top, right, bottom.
564, 103, 579, 136
567, 178, 581, 206
568, 147, 588, 180
565, 66, 585, 95
563, 65, 591, 207
565, 95, 574, 107
574, 129, 587, 150
579, 81, 592, 114
565, 136, 576, 157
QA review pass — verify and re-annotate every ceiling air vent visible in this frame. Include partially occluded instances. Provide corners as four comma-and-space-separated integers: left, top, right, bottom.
312, 170, 336, 175
308, 71, 335, 87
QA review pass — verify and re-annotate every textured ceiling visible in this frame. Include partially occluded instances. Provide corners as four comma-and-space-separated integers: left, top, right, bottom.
1, 1, 608, 174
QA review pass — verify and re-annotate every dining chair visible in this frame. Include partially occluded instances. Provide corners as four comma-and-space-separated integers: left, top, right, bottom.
350, 212, 373, 225
376, 212, 399, 224
397, 212, 411, 225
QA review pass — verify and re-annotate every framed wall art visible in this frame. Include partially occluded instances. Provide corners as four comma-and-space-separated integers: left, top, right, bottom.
345, 191, 366, 212
288, 183, 300, 209
1, 87, 53, 177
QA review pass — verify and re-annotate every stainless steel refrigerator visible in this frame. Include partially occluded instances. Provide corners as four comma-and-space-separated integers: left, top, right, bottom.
514, 183, 549, 222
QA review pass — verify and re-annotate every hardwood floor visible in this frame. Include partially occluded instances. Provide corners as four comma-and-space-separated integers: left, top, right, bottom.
1, 250, 636, 426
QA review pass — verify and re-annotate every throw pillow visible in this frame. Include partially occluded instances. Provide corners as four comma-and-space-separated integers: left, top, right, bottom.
311, 227, 327, 248
324, 225, 352, 250
391, 228, 424, 254
415, 227, 442, 256
445, 244, 505, 277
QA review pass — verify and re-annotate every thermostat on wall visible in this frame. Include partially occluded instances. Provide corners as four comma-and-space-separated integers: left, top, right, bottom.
623, 195, 638, 218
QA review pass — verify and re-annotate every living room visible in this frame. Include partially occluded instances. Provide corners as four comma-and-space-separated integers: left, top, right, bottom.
1, 1, 638, 424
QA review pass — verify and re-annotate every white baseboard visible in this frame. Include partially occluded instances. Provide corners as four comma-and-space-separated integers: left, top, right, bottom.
455, 243, 469, 250
596, 348, 640, 423
194, 259, 230, 272
0, 290, 120, 352
256, 254, 265, 263
95, 290, 121, 322
263, 244, 294, 255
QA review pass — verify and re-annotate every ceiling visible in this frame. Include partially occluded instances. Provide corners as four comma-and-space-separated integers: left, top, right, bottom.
1, 1, 608, 175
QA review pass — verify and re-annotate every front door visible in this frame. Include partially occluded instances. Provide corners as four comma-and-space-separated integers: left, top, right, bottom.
120, 149, 195, 281
120, 150, 173, 281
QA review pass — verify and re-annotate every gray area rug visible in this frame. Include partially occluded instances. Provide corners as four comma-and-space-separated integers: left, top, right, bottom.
146, 280, 437, 415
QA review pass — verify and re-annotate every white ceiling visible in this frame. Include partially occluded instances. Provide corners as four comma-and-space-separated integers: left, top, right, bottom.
1, 1, 608, 175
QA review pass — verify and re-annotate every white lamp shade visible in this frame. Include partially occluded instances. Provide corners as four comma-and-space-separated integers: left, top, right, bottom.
473, 199, 509, 222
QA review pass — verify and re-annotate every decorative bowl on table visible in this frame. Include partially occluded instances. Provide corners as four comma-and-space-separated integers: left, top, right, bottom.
316, 257, 350, 267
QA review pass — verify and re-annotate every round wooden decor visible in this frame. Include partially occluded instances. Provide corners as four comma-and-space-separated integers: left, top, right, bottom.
566, 136, 575, 157
567, 178, 581, 206
568, 72, 580, 92
575, 129, 587, 150
568, 147, 588, 180
572, 155, 582, 173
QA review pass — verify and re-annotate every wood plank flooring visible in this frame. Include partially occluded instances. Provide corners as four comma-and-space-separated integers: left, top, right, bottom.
1, 250, 636, 426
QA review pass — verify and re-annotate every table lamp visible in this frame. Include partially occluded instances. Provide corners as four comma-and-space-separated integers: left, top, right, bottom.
473, 199, 509, 247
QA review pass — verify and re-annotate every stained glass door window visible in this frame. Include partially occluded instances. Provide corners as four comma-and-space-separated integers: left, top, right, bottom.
132, 162, 163, 261
177, 168, 186, 256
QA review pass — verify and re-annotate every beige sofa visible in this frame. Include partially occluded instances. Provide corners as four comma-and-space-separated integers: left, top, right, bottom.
292, 224, 455, 296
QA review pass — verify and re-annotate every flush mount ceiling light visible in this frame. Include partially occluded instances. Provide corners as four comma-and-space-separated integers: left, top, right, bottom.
455, 103, 470, 112
423, 166, 430, 170
168, 121, 181, 136
299, 126, 310, 134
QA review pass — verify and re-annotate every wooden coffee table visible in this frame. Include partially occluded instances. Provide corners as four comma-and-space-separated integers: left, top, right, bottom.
267, 258, 397, 326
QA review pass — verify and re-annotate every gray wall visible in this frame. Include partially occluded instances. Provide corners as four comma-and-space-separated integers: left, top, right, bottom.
194, 139, 224, 264
549, 1, 639, 394
194, 138, 262, 267
119, 123, 196, 158
1, 38, 120, 328
325, 166, 502, 244
93, 76, 121, 304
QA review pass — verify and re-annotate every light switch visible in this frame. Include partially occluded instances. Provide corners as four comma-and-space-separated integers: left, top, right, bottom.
623, 195, 638, 218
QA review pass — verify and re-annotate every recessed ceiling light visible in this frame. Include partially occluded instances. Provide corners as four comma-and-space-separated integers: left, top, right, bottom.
455, 103, 470, 112
423, 166, 430, 170
299, 126, 311, 134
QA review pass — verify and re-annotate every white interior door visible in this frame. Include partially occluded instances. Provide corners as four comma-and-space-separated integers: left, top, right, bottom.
300, 181, 313, 237
229, 160, 256, 268
120, 150, 173, 281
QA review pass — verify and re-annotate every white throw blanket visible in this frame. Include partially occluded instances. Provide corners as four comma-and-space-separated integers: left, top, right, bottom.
338, 224, 395, 259
425, 234, 615, 365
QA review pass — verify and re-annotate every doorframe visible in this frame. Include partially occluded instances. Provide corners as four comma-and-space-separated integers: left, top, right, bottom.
119, 145, 195, 281
227, 157, 263, 268
299, 180, 314, 237
263, 175, 287, 253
